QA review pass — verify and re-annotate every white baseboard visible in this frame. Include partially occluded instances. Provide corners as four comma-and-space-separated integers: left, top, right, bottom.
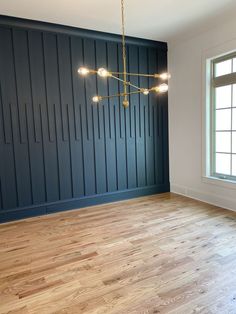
171, 183, 236, 212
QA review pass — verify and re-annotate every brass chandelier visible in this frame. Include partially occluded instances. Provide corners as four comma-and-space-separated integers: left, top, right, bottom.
78, 0, 170, 108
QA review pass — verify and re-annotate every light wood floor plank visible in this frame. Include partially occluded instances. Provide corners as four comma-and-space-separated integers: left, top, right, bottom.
0, 193, 236, 313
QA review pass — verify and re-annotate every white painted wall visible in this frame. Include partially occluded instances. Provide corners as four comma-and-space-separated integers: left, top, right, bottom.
169, 15, 236, 211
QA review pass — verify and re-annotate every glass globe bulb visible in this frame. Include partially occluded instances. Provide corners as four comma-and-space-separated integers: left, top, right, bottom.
78, 67, 89, 75
92, 96, 101, 103
159, 73, 171, 80
158, 83, 168, 93
97, 68, 110, 77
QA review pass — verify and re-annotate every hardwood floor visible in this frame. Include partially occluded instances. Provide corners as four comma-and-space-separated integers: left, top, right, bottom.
1, 193, 236, 313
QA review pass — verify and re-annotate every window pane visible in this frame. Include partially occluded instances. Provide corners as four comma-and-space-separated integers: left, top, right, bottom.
233, 85, 236, 107
233, 58, 236, 73
215, 132, 231, 153
233, 108, 236, 130
215, 59, 232, 77
232, 155, 236, 176
215, 85, 232, 109
232, 133, 236, 153
216, 109, 231, 131
215, 153, 231, 175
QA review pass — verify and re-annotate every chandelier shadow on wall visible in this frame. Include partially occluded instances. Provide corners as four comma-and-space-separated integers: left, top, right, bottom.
78, 0, 170, 108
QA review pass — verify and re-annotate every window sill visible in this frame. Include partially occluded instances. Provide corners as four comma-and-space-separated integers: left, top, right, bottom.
202, 175, 236, 190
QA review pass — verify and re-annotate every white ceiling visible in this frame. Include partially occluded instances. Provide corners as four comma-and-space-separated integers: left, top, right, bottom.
1, 0, 236, 43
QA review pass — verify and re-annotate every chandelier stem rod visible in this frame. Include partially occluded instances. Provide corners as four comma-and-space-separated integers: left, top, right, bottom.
121, 0, 128, 103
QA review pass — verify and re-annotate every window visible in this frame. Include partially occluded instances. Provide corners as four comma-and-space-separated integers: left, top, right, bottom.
210, 53, 236, 181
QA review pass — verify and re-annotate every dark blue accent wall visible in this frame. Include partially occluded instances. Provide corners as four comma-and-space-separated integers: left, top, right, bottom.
0, 16, 169, 222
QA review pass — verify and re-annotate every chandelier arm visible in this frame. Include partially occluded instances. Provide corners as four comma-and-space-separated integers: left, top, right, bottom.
95, 84, 169, 102
99, 89, 149, 101
84, 70, 144, 90
127, 82, 143, 90
110, 74, 142, 91
109, 71, 159, 78
89, 69, 163, 79
88, 69, 160, 79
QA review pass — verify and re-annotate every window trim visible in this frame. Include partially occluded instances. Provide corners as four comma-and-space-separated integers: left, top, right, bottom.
213, 51, 236, 65
210, 53, 236, 181
201, 40, 236, 189
210, 60, 216, 177
212, 52, 236, 85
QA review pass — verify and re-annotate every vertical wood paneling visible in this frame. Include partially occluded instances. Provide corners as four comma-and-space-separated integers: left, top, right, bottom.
94, 40, 107, 194
126, 46, 137, 189
81, 38, 96, 196
106, 42, 118, 192
10, 102, 32, 207
0, 28, 15, 144
116, 44, 127, 190
0, 28, 15, 145
12, 30, 28, 144
23, 30, 46, 204
145, 48, 156, 186
11, 30, 33, 207
0, 19, 169, 221
136, 47, 147, 187
70, 36, 85, 197
0, 28, 18, 210
42, 33, 60, 202
28, 31, 48, 203
57, 35, 70, 142
56, 34, 73, 200
117, 44, 126, 140
157, 49, 169, 185
44, 33, 72, 201
0, 85, 4, 145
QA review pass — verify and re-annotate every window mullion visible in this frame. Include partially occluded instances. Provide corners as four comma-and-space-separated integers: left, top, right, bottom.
211, 64, 216, 177
231, 59, 233, 176
231, 85, 233, 176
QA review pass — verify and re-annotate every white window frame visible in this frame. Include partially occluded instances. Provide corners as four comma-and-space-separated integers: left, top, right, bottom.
211, 53, 236, 180
202, 39, 236, 190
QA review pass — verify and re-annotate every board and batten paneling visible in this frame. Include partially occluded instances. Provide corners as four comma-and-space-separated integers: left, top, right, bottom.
0, 16, 169, 222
